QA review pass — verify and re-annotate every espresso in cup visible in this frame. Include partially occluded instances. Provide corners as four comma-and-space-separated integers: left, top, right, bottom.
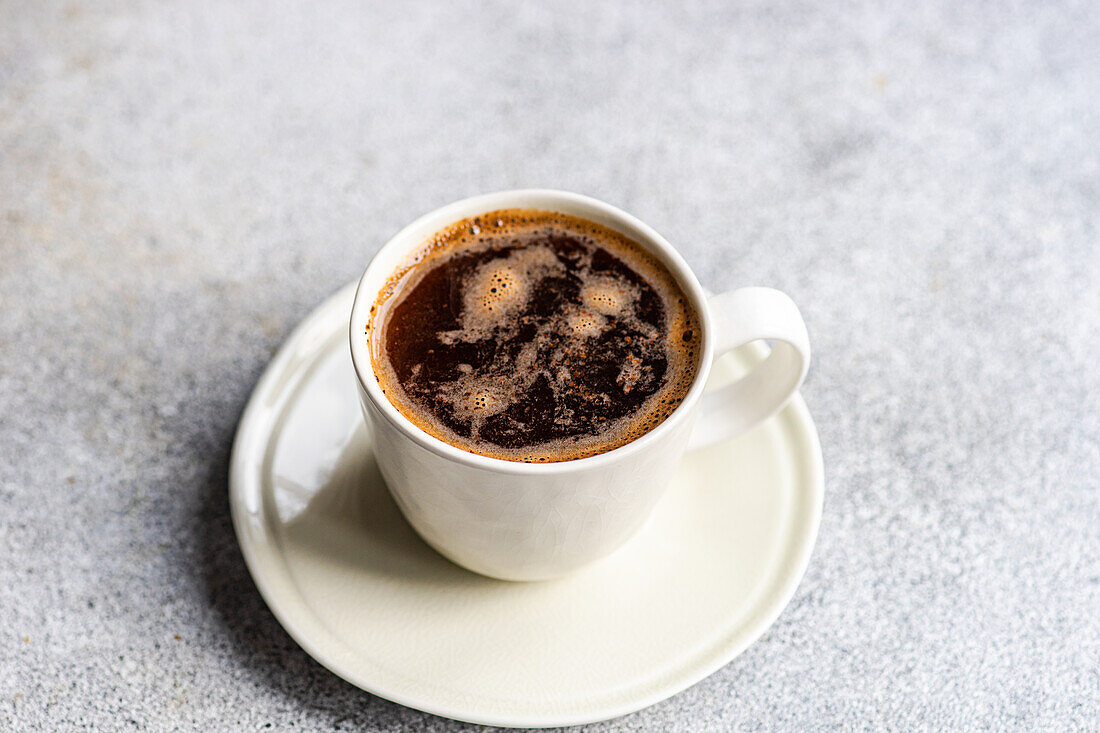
367, 209, 701, 462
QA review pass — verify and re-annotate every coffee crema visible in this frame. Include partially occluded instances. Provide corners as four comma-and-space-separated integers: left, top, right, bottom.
367, 209, 702, 462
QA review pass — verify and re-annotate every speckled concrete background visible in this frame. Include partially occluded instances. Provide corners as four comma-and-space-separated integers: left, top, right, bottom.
2, 0, 1098, 730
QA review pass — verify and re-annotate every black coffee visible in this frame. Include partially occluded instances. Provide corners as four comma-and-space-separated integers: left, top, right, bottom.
367, 209, 701, 462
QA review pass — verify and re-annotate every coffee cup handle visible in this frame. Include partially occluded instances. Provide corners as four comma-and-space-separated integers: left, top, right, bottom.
687, 287, 811, 452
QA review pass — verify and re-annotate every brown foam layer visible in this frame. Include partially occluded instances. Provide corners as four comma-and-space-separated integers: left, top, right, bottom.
367, 209, 701, 462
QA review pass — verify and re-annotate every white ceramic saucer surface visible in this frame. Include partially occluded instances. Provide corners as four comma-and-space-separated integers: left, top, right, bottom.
229, 282, 823, 728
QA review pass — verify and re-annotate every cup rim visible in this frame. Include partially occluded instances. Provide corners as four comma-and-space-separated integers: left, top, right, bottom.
348, 189, 715, 475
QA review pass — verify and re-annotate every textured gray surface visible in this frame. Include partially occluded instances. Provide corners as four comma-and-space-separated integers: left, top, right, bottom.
2, 0, 1098, 730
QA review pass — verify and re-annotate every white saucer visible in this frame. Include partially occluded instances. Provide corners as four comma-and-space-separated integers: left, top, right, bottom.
229, 282, 823, 728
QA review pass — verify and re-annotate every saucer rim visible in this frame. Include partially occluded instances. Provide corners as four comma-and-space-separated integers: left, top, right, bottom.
229, 281, 823, 728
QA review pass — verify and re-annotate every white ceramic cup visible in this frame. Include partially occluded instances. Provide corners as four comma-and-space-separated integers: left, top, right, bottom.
350, 190, 810, 581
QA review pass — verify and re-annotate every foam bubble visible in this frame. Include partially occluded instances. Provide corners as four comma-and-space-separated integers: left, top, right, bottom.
581, 278, 636, 316
565, 307, 607, 339
440, 244, 567, 345
617, 353, 644, 393
465, 262, 526, 318
436, 378, 517, 439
